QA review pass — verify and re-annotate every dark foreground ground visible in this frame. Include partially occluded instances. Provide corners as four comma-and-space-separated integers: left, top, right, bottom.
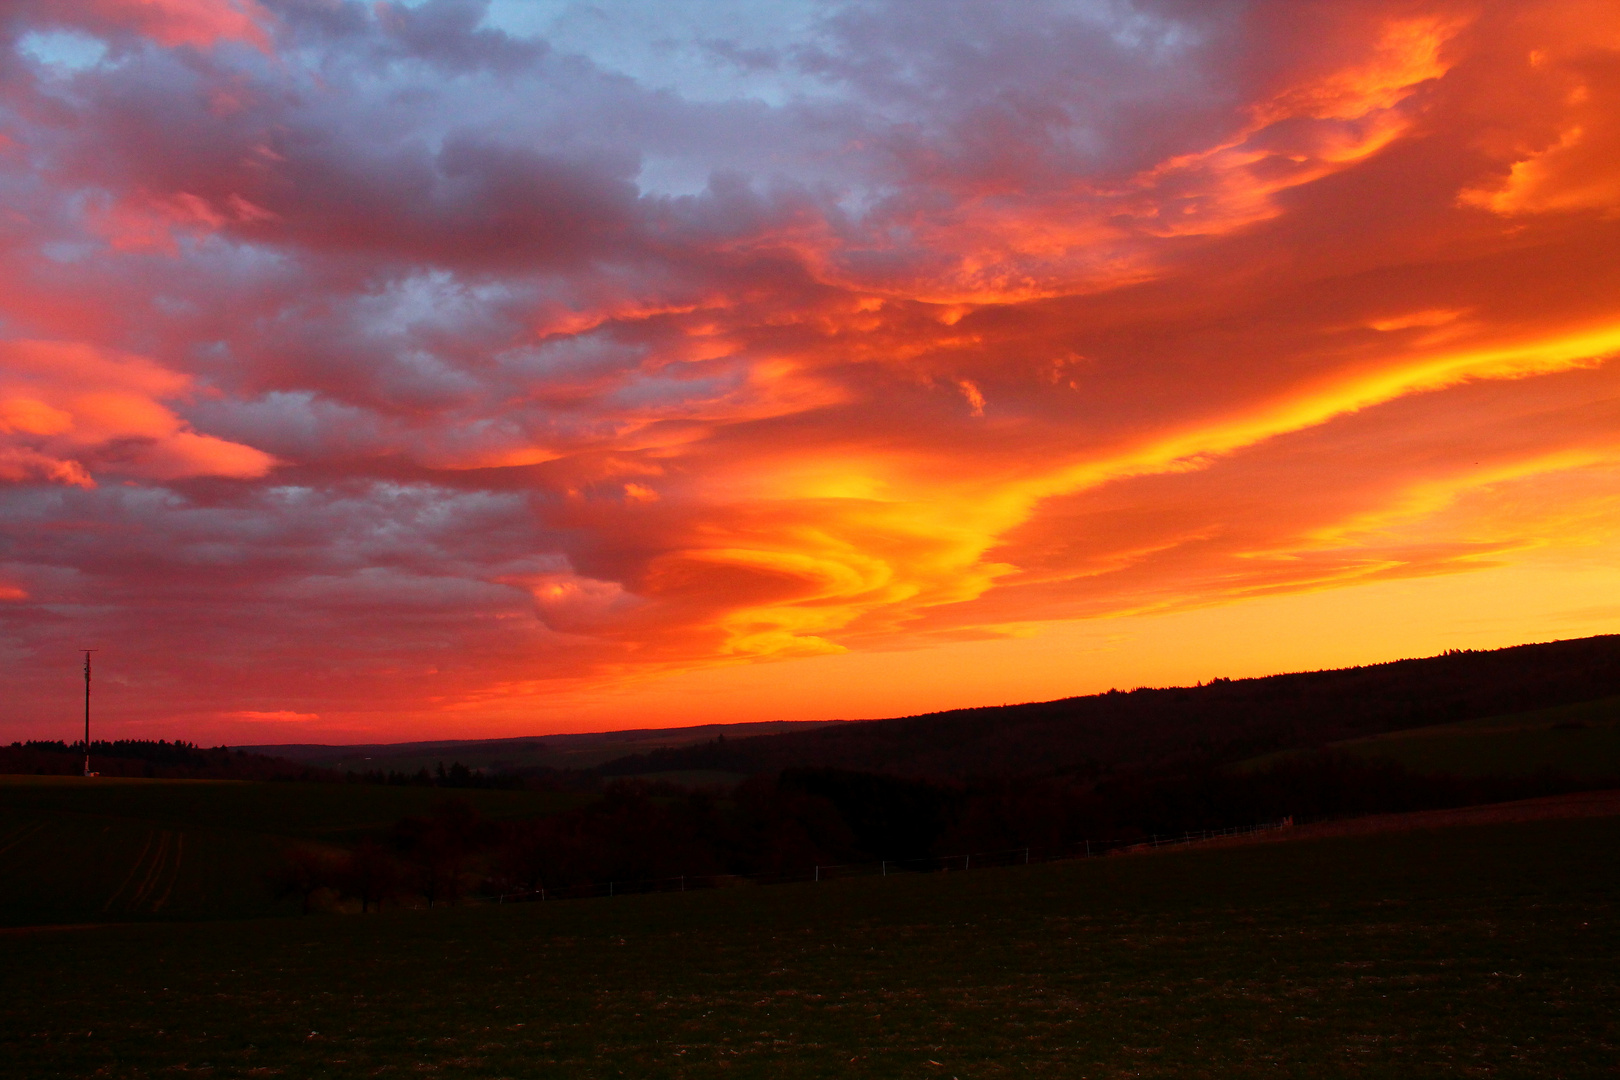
2, 814, 1617, 1079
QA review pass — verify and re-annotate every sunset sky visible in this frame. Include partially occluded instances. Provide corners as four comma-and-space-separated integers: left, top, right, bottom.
2, 0, 1619, 745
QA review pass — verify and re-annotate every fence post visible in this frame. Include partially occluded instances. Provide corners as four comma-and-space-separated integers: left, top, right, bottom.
882, 861, 886, 877
609, 881, 614, 897
965, 854, 971, 871
814, 865, 819, 882
681, 875, 685, 892
1024, 847, 1029, 865
1085, 840, 1091, 857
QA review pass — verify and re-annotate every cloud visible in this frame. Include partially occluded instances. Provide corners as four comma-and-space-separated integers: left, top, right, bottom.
11, 0, 273, 51
225, 709, 319, 722
2, 0, 1619, 740
0, 340, 277, 485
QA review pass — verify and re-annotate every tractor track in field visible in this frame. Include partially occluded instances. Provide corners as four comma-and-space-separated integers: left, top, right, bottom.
103, 829, 185, 914
0, 820, 47, 857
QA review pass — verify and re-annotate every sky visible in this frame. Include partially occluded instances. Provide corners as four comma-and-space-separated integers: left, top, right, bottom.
2, 0, 1619, 745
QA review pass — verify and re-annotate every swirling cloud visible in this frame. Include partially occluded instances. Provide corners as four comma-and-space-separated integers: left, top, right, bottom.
1, 0, 1618, 741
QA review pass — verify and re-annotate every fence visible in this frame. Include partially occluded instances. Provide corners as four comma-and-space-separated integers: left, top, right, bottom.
481, 817, 1294, 905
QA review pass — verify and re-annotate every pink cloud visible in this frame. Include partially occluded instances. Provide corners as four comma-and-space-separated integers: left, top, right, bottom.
37, 0, 272, 51
2, 0, 1620, 742
0, 341, 277, 485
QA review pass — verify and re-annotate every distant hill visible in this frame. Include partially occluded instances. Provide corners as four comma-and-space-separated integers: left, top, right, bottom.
595, 636, 1620, 781
237, 635, 1620, 784
241, 719, 838, 775
6, 638, 1618, 927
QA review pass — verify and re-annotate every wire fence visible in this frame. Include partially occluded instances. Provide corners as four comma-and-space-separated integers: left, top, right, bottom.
479, 817, 1294, 905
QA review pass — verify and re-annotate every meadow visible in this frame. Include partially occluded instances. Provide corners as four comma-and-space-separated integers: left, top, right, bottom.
1228, 694, 1620, 782
1327, 695, 1620, 778
1, 813, 1615, 1078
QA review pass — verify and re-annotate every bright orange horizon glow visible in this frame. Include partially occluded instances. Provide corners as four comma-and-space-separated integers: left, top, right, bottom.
3, 0, 1619, 745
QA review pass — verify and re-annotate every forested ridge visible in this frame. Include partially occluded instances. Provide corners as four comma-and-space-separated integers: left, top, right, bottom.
598, 636, 1620, 780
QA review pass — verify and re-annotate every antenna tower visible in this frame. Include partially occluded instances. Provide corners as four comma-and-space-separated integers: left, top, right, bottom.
81, 649, 98, 777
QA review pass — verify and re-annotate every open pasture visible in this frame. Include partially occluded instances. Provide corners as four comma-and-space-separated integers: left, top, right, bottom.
1233, 694, 1620, 780
2, 813, 1615, 1079
1329, 695, 1620, 778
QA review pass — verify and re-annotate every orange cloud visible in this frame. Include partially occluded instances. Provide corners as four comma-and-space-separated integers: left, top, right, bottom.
806, 12, 1467, 304
224, 710, 320, 723
0, 341, 276, 486
5, 0, 1620, 742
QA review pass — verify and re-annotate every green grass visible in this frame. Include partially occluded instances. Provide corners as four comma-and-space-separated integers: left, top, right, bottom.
1332, 695, 1620, 778
1, 814, 1616, 1078
1417, 695, 1620, 732
0, 777, 593, 926
1235, 695, 1620, 778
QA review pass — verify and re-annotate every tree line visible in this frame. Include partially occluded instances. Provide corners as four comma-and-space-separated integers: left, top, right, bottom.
272, 751, 1614, 913
2, 741, 525, 787
1, 739, 331, 780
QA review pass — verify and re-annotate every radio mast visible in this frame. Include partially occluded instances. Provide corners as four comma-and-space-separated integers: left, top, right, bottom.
81, 649, 97, 777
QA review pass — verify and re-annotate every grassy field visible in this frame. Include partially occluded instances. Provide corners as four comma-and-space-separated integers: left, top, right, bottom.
0, 808, 286, 924
1328, 695, 1620, 778
0, 777, 591, 925
1, 813, 1615, 1078
1233, 695, 1620, 779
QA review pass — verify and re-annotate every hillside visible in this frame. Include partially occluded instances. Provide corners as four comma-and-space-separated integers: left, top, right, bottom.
5, 637, 1620, 928
1288, 694, 1620, 779
596, 635, 1620, 780
244, 720, 837, 775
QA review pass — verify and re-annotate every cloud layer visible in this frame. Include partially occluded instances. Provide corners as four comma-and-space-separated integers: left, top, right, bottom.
3, 0, 1619, 740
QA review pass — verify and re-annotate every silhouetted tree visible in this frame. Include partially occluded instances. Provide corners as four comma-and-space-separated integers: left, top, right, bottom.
270, 846, 345, 915
394, 799, 489, 906
342, 839, 402, 913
